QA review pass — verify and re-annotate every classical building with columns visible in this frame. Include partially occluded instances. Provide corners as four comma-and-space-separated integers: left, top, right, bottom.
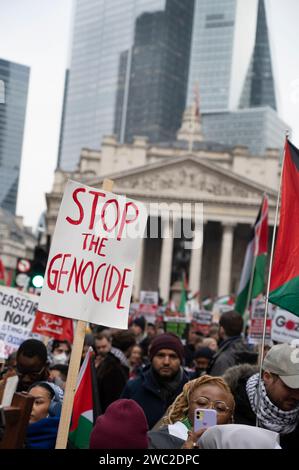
46, 109, 280, 303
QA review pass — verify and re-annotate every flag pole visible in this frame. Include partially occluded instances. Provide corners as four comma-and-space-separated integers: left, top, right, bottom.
255, 133, 288, 426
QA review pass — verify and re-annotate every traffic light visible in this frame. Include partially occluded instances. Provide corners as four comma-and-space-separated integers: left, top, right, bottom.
29, 246, 49, 289
15, 258, 32, 289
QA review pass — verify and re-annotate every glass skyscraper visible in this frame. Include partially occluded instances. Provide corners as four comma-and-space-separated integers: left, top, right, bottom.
187, 0, 287, 154
0, 59, 30, 214
59, 0, 195, 170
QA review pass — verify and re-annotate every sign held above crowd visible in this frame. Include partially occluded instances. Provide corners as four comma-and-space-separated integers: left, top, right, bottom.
38, 180, 148, 329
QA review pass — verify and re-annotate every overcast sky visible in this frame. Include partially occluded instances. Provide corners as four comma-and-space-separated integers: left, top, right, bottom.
0, 0, 298, 229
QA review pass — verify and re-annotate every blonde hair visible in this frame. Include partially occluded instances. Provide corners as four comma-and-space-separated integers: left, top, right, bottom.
162, 375, 235, 425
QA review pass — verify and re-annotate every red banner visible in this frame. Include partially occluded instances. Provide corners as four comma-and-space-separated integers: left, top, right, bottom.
32, 311, 74, 343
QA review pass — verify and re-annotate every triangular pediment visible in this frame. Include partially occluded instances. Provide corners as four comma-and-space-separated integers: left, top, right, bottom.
88, 156, 277, 205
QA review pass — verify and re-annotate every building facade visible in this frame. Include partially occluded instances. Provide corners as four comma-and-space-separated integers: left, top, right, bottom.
0, 208, 36, 272
46, 111, 279, 302
59, 0, 195, 171
0, 58, 30, 214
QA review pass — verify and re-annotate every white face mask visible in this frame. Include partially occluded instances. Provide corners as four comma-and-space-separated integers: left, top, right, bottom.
52, 352, 69, 365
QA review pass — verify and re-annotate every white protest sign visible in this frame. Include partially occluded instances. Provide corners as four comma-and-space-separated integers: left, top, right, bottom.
0, 286, 40, 358
249, 299, 273, 344
139, 291, 158, 323
38, 180, 148, 329
271, 309, 299, 344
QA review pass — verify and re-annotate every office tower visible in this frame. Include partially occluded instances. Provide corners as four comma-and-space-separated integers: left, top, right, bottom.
59, 0, 195, 170
0, 58, 30, 214
187, 0, 287, 154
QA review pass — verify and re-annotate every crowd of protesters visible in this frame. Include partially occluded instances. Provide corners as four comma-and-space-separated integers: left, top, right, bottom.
1, 309, 299, 449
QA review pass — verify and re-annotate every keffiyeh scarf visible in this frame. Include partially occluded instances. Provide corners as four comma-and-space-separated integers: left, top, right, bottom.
246, 373, 299, 434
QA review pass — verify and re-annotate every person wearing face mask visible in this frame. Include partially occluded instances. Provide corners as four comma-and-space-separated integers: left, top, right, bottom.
50, 340, 71, 366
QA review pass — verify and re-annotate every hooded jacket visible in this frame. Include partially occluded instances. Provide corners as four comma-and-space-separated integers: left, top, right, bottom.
223, 363, 299, 450
207, 336, 258, 376
121, 366, 189, 429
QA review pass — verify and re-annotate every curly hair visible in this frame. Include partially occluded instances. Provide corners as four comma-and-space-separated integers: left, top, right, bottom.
162, 375, 235, 425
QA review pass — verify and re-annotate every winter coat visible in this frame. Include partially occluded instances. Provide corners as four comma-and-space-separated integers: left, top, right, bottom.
96, 350, 129, 412
207, 336, 257, 376
25, 416, 60, 449
223, 364, 299, 450
148, 426, 185, 449
121, 366, 189, 429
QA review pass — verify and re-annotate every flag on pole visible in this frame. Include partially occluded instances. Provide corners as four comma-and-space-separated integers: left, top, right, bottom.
178, 272, 188, 314
69, 347, 94, 448
269, 139, 299, 316
235, 195, 269, 315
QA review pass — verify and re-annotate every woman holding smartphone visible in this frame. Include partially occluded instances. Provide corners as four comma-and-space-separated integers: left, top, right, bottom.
148, 375, 235, 449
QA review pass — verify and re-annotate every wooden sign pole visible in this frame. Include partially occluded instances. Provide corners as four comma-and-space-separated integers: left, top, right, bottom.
55, 178, 114, 449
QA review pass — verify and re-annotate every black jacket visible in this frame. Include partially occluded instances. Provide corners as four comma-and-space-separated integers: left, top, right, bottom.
207, 336, 257, 376
96, 351, 129, 412
224, 364, 299, 450
121, 366, 189, 429
148, 426, 185, 449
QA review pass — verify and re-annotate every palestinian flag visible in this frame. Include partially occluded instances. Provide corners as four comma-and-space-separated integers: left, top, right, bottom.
235, 195, 268, 315
269, 139, 299, 316
69, 347, 94, 448
179, 271, 188, 314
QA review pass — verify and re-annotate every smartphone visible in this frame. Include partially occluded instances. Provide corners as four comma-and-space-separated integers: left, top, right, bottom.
194, 408, 217, 431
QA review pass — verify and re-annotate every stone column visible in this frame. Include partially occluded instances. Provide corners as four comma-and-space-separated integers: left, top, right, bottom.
217, 223, 235, 297
189, 225, 204, 296
158, 218, 174, 303
133, 236, 145, 300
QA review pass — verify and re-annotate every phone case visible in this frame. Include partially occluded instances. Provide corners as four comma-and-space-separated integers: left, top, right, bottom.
194, 408, 217, 431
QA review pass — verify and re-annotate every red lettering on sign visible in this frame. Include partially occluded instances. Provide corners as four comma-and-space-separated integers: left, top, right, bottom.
117, 268, 131, 309
88, 191, 106, 229
57, 254, 71, 294
117, 202, 139, 240
66, 188, 85, 225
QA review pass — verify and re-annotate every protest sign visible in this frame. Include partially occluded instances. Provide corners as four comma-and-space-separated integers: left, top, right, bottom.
32, 311, 74, 343
38, 180, 148, 329
139, 291, 158, 323
0, 286, 40, 358
249, 299, 273, 344
164, 316, 189, 338
271, 308, 299, 344
192, 309, 212, 335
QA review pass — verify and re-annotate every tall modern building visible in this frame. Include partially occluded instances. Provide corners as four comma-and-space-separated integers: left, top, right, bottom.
187, 0, 288, 154
0, 59, 30, 214
59, 0, 195, 170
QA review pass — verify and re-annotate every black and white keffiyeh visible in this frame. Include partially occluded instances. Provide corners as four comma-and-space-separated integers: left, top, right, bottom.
246, 373, 299, 434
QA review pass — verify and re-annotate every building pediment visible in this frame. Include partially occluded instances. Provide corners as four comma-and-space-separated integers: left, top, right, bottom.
88, 156, 277, 205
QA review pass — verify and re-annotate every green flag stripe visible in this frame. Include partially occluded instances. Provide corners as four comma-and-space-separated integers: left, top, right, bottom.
235, 279, 250, 315
269, 275, 299, 318
69, 414, 93, 449
251, 254, 266, 299
235, 254, 266, 316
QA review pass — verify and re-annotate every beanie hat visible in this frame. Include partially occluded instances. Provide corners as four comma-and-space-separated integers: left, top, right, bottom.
89, 399, 148, 449
149, 333, 184, 363
132, 316, 146, 332
194, 347, 215, 361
